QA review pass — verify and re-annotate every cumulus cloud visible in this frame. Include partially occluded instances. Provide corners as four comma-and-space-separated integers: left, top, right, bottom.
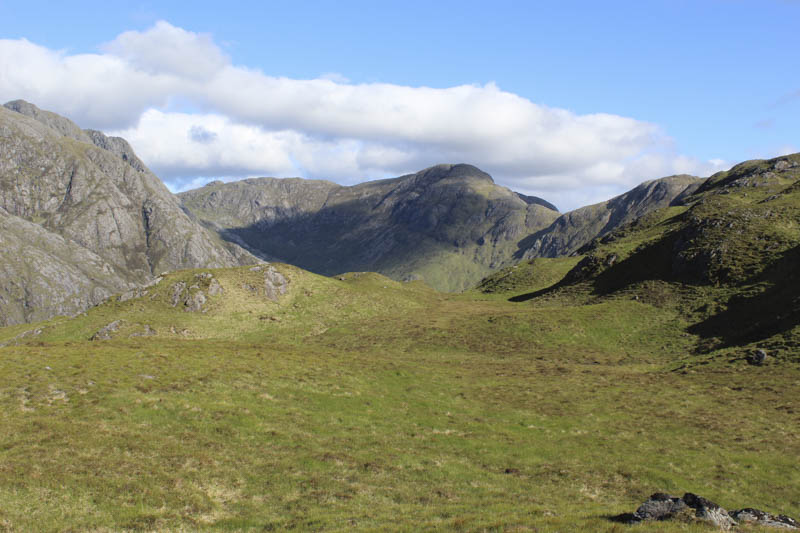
102, 21, 229, 81
0, 20, 729, 210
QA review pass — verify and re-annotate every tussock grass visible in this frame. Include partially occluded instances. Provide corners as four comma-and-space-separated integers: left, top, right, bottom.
1, 258, 798, 531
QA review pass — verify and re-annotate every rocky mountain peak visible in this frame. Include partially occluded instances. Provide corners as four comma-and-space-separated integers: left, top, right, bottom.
412, 163, 495, 187
3, 99, 92, 144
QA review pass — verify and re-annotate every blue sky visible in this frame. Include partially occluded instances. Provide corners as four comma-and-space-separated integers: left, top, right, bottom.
1, 0, 798, 210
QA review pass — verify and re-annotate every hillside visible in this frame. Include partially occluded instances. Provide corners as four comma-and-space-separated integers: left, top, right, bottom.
485, 153, 800, 361
0, 101, 256, 325
0, 257, 798, 530
179, 164, 560, 292
180, 168, 704, 292
516, 174, 703, 259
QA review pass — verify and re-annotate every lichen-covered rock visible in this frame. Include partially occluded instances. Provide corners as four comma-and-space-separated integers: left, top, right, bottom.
208, 278, 223, 296
185, 290, 207, 313
264, 266, 288, 301
731, 508, 799, 529
170, 282, 188, 307
91, 320, 122, 341
625, 492, 798, 531
682, 492, 737, 530
632, 493, 688, 522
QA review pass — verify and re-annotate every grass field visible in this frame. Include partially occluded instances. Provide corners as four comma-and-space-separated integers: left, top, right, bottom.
0, 264, 798, 532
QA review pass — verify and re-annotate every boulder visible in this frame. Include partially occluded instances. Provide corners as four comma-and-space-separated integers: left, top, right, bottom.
624, 492, 798, 530
632, 493, 688, 521
263, 266, 288, 301
748, 348, 768, 366
682, 492, 736, 530
91, 320, 122, 341
730, 508, 799, 530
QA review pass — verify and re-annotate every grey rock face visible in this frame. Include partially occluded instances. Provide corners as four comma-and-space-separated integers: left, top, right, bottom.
626, 492, 797, 530
731, 508, 800, 529
0, 101, 257, 325
682, 492, 737, 530
180, 164, 560, 292
518, 175, 703, 259
91, 320, 122, 341
168, 273, 225, 312
0, 207, 132, 326
263, 266, 288, 301
632, 493, 688, 521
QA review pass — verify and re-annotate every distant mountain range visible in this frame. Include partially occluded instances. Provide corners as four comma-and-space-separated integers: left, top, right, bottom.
0, 100, 752, 325
179, 164, 561, 292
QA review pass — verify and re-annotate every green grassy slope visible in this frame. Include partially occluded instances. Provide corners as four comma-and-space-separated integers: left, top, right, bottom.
498, 153, 800, 364
0, 257, 798, 531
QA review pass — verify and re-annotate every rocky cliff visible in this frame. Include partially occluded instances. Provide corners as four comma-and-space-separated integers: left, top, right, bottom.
0, 101, 255, 326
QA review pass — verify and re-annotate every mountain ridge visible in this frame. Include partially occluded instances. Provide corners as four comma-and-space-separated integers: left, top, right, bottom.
0, 100, 257, 325
180, 163, 561, 291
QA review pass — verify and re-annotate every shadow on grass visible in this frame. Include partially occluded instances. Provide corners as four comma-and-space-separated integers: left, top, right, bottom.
688, 244, 800, 351
604, 513, 637, 524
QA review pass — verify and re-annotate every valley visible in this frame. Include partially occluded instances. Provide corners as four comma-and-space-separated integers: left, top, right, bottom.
0, 102, 798, 531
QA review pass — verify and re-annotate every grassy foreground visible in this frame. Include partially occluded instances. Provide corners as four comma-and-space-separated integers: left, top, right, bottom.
0, 265, 798, 532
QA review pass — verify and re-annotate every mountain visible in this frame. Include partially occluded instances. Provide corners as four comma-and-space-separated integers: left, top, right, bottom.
0, 100, 256, 326
515, 174, 703, 259
179, 164, 560, 291
488, 153, 800, 359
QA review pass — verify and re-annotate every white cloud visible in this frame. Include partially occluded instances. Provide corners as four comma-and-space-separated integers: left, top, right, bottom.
0, 21, 730, 210
102, 21, 229, 81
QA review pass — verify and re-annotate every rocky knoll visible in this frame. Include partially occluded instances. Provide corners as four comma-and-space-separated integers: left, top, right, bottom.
516, 174, 703, 259
516, 153, 800, 358
621, 492, 798, 530
0, 101, 255, 326
180, 164, 560, 292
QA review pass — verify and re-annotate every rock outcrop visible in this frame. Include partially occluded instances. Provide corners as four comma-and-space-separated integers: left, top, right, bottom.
623, 492, 798, 530
517, 174, 703, 259
0, 101, 257, 325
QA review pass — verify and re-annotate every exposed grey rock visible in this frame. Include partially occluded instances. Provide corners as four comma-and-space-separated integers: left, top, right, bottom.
626, 492, 798, 530
118, 288, 148, 302
170, 282, 187, 307
0, 101, 258, 324
91, 320, 122, 341
0, 326, 43, 347
184, 290, 207, 312
518, 175, 703, 260
263, 266, 288, 301
0, 207, 130, 326
3, 100, 92, 143
730, 508, 799, 529
632, 493, 688, 522
682, 492, 736, 530
208, 278, 223, 296
179, 164, 560, 292
748, 348, 768, 365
